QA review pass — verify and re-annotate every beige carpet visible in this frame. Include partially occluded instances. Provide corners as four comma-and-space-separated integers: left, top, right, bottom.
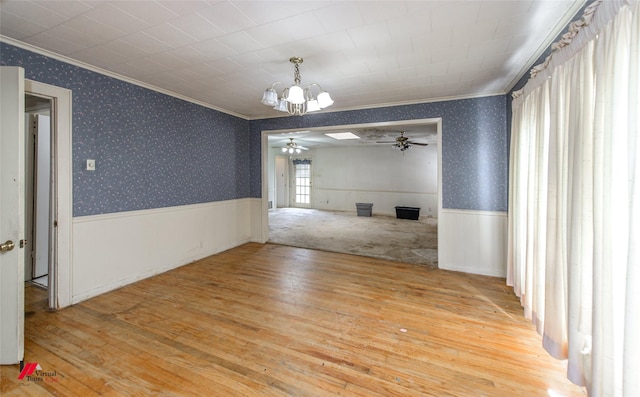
268, 208, 438, 267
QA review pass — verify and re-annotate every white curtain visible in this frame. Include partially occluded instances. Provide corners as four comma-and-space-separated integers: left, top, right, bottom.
508, 1, 640, 395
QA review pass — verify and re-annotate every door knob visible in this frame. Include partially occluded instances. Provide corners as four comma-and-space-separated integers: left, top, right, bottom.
0, 240, 15, 252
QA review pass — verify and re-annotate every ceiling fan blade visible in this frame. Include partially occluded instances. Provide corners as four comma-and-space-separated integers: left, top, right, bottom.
408, 142, 429, 146
298, 146, 309, 150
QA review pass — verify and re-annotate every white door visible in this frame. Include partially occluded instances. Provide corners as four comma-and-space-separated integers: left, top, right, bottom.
293, 161, 312, 208
275, 156, 288, 208
0, 66, 26, 364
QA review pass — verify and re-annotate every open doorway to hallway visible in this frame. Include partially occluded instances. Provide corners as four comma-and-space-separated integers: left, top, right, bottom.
24, 95, 53, 295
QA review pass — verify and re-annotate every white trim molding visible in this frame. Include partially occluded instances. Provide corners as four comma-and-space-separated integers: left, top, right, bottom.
25, 79, 72, 309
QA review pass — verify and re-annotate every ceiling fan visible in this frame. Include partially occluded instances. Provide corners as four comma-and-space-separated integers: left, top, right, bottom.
281, 138, 309, 154
376, 131, 429, 152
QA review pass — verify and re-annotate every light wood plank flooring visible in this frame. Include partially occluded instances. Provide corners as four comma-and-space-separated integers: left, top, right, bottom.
1, 243, 585, 396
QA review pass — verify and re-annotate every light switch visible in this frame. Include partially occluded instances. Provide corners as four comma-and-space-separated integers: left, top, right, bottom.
86, 159, 96, 171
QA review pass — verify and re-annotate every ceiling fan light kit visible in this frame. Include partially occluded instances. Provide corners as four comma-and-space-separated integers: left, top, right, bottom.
281, 138, 308, 154
376, 131, 429, 152
261, 57, 334, 116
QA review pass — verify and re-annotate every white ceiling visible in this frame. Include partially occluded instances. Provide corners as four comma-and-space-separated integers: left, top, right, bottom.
1, 0, 585, 123
267, 121, 439, 149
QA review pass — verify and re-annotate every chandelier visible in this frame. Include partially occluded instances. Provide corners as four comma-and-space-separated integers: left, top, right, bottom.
261, 57, 334, 116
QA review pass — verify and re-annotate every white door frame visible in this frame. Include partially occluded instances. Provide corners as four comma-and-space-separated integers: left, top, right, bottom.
25, 80, 72, 310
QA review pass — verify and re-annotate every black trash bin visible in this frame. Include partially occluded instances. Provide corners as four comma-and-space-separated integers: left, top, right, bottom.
395, 206, 420, 220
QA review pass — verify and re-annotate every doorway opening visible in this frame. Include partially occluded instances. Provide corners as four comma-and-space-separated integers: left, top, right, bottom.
24, 95, 53, 293
261, 119, 442, 266
24, 94, 56, 309
24, 79, 72, 311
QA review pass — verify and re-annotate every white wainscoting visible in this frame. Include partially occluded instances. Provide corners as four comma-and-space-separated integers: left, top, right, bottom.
313, 188, 438, 219
71, 198, 261, 305
438, 209, 507, 277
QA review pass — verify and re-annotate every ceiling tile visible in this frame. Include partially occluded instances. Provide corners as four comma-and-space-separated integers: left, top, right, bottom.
35, 0, 94, 19
478, 0, 534, 22
312, 31, 357, 53
163, 46, 209, 66
0, 1, 68, 28
100, 39, 155, 60
128, 56, 174, 76
0, 11, 48, 39
347, 24, 391, 48
216, 31, 264, 55
167, 13, 225, 42
109, 1, 179, 26
60, 15, 127, 43
71, 45, 131, 68
83, 3, 151, 34
356, 1, 410, 24
108, 61, 154, 80
231, 1, 332, 25
143, 23, 198, 48
313, 3, 364, 33
246, 12, 327, 48
25, 32, 89, 55
145, 51, 194, 71
158, 0, 210, 16
189, 38, 237, 61
196, 2, 257, 34
119, 31, 174, 55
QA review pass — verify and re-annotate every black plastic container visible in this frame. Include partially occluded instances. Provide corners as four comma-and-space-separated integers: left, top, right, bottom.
395, 206, 420, 220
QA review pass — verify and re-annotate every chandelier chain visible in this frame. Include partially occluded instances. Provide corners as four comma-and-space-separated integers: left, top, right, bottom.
293, 63, 301, 85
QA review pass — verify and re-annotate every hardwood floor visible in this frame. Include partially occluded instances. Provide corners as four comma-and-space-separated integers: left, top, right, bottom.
1, 243, 585, 396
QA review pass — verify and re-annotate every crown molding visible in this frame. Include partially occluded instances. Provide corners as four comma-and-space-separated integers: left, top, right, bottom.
506, 0, 589, 93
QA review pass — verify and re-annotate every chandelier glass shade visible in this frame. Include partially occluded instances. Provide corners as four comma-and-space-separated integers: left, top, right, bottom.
261, 57, 333, 116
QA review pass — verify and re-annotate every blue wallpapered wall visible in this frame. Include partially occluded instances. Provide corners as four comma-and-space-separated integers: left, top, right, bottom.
1, 42, 250, 217
250, 95, 509, 212
2, 41, 509, 215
